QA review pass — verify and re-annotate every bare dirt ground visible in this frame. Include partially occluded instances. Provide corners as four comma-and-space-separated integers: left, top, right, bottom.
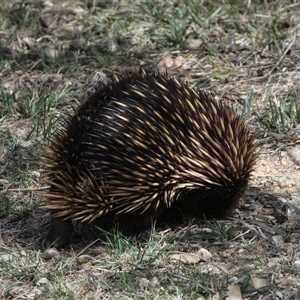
1, 0, 300, 299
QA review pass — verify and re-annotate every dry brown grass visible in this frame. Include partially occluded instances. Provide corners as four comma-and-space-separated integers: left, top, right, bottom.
1, 0, 300, 299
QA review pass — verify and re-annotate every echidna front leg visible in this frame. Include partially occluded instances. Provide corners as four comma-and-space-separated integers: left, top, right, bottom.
43, 214, 73, 248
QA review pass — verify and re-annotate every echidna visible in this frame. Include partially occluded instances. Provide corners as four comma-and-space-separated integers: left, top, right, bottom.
41, 69, 257, 247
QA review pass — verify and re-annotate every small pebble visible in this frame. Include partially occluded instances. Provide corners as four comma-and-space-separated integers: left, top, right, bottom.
43, 248, 60, 260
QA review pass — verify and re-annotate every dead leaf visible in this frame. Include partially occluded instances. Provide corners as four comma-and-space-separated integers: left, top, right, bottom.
170, 248, 212, 264
226, 285, 242, 300
158, 56, 183, 73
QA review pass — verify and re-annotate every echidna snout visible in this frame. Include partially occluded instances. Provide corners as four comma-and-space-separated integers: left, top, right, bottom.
41, 69, 257, 248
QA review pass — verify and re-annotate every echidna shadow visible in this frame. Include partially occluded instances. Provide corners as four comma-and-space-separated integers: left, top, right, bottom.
41, 69, 257, 248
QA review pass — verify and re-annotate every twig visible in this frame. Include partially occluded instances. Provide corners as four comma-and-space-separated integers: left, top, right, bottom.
266, 33, 296, 77
0, 186, 49, 193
